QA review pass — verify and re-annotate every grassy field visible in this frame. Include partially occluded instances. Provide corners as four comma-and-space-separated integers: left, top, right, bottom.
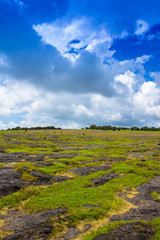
0, 129, 160, 239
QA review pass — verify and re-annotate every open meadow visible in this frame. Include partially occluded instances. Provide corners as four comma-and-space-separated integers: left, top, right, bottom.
0, 129, 160, 239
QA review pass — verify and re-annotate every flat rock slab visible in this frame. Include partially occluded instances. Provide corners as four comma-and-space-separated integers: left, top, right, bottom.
136, 176, 160, 198
70, 165, 110, 176
111, 202, 160, 222
82, 204, 101, 208
50, 153, 78, 159
91, 172, 121, 186
127, 152, 156, 158
57, 224, 91, 240
0, 153, 45, 163
111, 176, 160, 222
0, 168, 71, 197
2, 208, 67, 240
0, 169, 26, 197
34, 161, 53, 167
82, 157, 127, 164
0, 152, 78, 164
30, 170, 52, 181
30, 171, 72, 185
52, 175, 72, 183
93, 222, 155, 240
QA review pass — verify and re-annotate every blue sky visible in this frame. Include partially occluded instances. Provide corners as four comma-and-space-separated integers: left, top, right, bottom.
0, 0, 160, 129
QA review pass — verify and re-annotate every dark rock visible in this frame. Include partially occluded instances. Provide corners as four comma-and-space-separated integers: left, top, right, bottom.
0, 170, 26, 197
52, 175, 72, 183
110, 202, 160, 221
3, 223, 53, 240
30, 170, 52, 180
53, 149, 59, 152
29, 170, 53, 185
0, 146, 5, 153
57, 224, 91, 240
51, 153, 78, 159
82, 204, 101, 208
0, 167, 72, 197
3, 208, 67, 240
93, 222, 155, 240
110, 176, 160, 222
30, 171, 72, 185
0, 152, 78, 164
0, 153, 30, 163
70, 165, 110, 176
91, 172, 121, 186
0, 167, 14, 170
34, 161, 53, 167
21, 167, 30, 171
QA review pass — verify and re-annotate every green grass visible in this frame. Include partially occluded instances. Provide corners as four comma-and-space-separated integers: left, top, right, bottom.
24, 173, 147, 225
151, 192, 160, 200
0, 129, 160, 239
83, 220, 133, 240
151, 217, 160, 240
15, 161, 71, 176
0, 187, 38, 210
21, 172, 37, 181
38, 163, 69, 175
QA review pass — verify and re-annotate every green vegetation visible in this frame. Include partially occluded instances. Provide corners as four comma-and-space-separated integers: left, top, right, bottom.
151, 192, 160, 200
0, 129, 160, 239
88, 124, 160, 131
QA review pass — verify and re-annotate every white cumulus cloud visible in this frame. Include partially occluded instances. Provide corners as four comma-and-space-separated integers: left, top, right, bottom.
33, 18, 113, 62
135, 19, 149, 35
133, 81, 160, 118
114, 70, 136, 92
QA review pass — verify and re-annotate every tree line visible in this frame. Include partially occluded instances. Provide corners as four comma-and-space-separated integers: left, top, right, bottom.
86, 125, 160, 131
7, 126, 62, 131
6, 125, 160, 131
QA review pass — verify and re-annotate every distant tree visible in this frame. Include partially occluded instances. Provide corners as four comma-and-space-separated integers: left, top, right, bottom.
90, 125, 97, 129
14, 126, 21, 130
131, 126, 139, 130
141, 126, 149, 131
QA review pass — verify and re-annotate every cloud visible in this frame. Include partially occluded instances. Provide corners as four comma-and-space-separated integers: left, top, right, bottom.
114, 70, 136, 92
0, 77, 39, 116
33, 18, 113, 62
0, 74, 160, 130
136, 55, 152, 64
0, 121, 7, 129
4, 41, 115, 97
14, 0, 25, 7
133, 81, 160, 118
0, 10, 160, 129
150, 72, 160, 85
135, 19, 149, 35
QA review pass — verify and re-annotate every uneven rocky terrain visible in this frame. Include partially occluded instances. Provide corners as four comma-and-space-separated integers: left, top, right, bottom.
0, 129, 160, 239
